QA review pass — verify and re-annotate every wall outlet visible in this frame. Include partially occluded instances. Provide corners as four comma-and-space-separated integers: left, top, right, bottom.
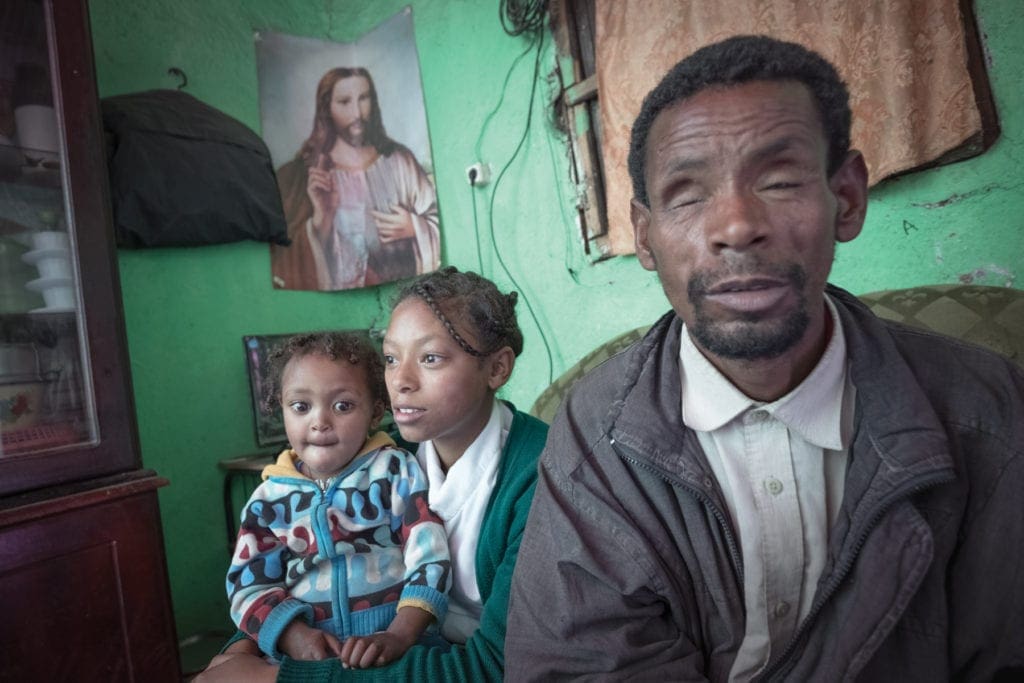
466, 162, 491, 187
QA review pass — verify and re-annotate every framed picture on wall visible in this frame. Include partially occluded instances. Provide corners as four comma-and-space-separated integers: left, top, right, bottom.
256, 7, 442, 293
242, 330, 375, 448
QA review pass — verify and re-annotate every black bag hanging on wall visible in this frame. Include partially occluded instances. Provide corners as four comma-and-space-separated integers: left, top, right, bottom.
101, 89, 289, 248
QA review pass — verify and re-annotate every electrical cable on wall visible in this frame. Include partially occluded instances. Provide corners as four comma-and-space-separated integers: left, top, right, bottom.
467, 1, 554, 384
473, 41, 537, 162
470, 34, 536, 273
469, 169, 484, 273
500, 0, 548, 36
470, 36, 538, 273
482, 24, 555, 385
542, 104, 582, 284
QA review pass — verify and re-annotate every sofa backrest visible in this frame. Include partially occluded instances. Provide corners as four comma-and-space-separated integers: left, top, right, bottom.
530, 284, 1024, 424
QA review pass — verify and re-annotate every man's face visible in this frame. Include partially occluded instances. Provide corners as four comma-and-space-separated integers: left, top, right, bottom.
632, 80, 866, 363
329, 75, 373, 147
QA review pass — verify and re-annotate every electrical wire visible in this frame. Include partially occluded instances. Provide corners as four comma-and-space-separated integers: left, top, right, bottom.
471, 37, 538, 274
470, 174, 483, 273
499, 0, 548, 37
473, 40, 538, 162
542, 100, 582, 284
468, 36, 540, 278
484, 27, 555, 385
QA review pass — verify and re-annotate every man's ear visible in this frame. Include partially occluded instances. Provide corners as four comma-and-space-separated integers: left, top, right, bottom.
631, 198, 658, 271
831, 150, 869, 244
486, 347, 516, 391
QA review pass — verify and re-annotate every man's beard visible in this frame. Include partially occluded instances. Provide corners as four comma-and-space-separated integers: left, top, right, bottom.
687, 263, 809, 360
337, 120, 368, 148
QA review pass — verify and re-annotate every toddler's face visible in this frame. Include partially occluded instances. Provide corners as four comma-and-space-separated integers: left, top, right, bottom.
280, 352, 382, 481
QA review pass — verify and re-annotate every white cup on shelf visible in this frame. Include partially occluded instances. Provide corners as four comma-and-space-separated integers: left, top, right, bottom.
24, 276, 75, 311
14, 104, 60, 163
40, 284, 74, 310
30, 230, 69, 252
22, 248, 71, 280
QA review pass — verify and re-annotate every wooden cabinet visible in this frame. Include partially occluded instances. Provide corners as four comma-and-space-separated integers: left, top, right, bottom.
0, 0, 180, 680
0, 473, 180, 681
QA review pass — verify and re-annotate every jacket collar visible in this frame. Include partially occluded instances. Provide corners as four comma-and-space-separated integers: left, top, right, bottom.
607, 309, 717, 492
825, 286, 955, 536
606, 285, 955, 503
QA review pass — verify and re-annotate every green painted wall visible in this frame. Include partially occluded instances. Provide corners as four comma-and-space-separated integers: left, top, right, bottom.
88, 0, 1022, 639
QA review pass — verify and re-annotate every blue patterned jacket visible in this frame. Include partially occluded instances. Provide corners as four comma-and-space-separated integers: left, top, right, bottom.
226, 432, 450, 658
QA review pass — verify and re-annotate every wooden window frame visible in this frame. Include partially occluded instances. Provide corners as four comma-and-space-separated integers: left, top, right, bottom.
550, 0, 612, 261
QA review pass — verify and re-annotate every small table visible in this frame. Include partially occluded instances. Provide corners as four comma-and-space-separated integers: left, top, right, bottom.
218, 451, 276, 555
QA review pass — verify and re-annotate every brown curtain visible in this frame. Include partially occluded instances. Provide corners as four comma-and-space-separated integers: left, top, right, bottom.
596, 0, 985, 254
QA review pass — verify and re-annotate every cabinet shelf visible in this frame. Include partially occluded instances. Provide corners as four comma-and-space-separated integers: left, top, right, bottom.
0, 142, 61, 190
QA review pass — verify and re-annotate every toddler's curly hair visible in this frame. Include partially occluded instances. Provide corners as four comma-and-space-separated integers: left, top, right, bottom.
262, 331, 387, 413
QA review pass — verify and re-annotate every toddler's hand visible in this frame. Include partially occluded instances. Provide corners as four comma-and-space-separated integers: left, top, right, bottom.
279, 620, 343, 661
340, 631, 413, 669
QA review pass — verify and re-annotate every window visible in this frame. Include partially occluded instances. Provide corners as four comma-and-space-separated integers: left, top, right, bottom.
550, 0, 610, 260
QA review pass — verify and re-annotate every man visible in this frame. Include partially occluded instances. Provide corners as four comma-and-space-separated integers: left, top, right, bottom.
271, 67, 440, 291
506, 35, 1024, 681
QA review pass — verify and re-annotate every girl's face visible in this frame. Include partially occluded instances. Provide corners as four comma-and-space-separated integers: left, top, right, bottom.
382, 298, 512, 467
280, 352, 383, 481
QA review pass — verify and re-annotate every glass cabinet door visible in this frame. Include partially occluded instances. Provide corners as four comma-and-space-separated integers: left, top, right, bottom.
1, 0, 95, 459
0, 0, 139, 496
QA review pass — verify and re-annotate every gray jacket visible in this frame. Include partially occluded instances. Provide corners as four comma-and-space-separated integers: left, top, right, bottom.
506, 286, 1024, 681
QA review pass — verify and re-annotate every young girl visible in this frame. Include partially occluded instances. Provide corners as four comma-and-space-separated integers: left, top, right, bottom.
202, 268, 549, 681
225, 332, 450, 669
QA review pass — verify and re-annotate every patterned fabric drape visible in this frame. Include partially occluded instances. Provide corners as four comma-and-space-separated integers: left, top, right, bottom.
596, 0, 984, 254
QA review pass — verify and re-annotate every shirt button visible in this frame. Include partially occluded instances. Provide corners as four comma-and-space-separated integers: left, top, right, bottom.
765, 477, 784, 496
747, 410, 768, 423
774, 602, 791, 619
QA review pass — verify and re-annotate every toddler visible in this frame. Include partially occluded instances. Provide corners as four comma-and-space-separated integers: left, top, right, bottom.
226, 331, 450, 668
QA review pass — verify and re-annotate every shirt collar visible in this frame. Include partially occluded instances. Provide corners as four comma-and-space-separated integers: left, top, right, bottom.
419, 398, 508, 487
679, 327, 751, 432
680, 295, 849, 450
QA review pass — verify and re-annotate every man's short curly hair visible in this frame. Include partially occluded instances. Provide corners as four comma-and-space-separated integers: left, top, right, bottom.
628, 35, 852, 207
263, 331, 387, 412
394, 266, 524, 359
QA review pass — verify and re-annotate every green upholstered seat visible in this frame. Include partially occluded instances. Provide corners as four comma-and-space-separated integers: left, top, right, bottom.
856, 285, 1023, 366
529, 285, 1024, 425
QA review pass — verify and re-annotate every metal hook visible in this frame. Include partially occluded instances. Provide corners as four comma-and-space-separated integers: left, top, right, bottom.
167, 67, 188, 90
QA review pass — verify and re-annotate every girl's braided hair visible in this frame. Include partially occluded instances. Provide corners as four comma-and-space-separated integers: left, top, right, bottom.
262, 331, 387, 413
394, 266, 524, 358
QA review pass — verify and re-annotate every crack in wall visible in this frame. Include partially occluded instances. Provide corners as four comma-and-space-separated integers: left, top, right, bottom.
911, 182, 1006, 209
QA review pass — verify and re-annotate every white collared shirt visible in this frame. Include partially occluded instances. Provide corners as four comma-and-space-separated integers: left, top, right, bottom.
417, 399, 512, 644
679, 296, 856, 681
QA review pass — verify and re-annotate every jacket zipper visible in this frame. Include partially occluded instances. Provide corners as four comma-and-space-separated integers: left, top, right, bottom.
613, 440, 745, 587
755, 471, 953, 682
308, 476, 354, 637
310, 481, 334, 562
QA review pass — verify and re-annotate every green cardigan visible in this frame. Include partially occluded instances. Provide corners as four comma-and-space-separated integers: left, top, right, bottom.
267, 406, 548, 682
